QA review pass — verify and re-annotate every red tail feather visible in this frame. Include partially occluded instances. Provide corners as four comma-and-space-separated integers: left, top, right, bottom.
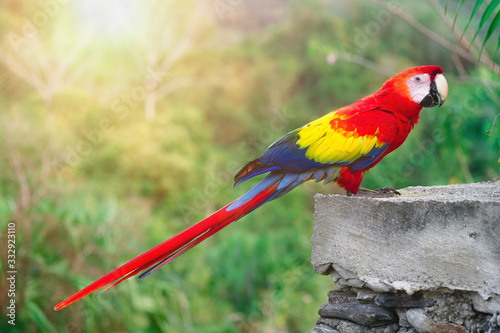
54, 181, 280, 311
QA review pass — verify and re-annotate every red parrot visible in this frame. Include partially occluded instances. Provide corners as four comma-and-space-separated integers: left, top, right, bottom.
54, 65, 448, 311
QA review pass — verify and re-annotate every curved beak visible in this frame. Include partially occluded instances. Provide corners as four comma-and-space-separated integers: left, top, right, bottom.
420, 74, 448, 108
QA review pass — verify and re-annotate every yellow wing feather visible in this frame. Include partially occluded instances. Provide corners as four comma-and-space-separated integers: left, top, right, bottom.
296, 112, 385, 165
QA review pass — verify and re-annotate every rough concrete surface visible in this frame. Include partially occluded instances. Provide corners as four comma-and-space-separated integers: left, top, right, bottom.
311, 181, 500, 298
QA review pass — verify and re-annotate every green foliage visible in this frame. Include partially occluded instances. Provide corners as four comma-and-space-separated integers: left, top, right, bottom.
446, 0, 500, 61
0, 1, 499, 332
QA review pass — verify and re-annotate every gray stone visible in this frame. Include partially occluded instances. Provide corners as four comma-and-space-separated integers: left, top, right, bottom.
366, 280, 395, 293
331, 263, 359, 280
317, 318, 400, 333
394, 308, 412, 329
319, 301, 398, 327
328, 290, 356, 304
347, 277, 365, 288
357, 289, 379, 303
483, 319, 500, 333
331, 264, 366, 288
405, 309, 431, 332
422, 291, 476, 326
396, 328, 418, 333
311, 323, 339, 333
376, 292, 435, 308
406, 308, 466, 333
311, 182, 500, 298
330, 270, 350, 289
473, 293, 500, 315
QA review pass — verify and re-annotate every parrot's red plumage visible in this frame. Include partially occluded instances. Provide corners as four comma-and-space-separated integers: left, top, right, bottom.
54, 65, 448, 311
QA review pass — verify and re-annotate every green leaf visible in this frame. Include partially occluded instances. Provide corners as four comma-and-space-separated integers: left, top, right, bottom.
493, 33, 500, 65
460, 0, 485, 41
479, 10, 500, 59
26, 302, 57, 333
453, 0, 466, 32
469, 0, 500, 48
444, 0, 450, 16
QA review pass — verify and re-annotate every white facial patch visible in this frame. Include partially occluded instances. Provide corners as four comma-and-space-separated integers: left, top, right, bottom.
406, 73, 431, 105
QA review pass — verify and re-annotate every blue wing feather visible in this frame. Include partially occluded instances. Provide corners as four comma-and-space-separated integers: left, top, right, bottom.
259, 130, 326, 172
349, 142, 389, 171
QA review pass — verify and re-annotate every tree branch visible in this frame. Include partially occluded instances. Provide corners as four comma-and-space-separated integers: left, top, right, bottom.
426, 0, 498, 73
370, 0, 499, 74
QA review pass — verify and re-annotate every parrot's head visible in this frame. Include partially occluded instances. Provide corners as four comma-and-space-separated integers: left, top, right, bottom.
380, 65, 449, 114
403, 65, 448, 108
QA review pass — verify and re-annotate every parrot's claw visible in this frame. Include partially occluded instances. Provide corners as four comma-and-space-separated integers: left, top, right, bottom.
347, 187, 401, 198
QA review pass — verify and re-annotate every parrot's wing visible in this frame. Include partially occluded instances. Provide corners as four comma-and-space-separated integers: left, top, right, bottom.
235, 106, 397, 186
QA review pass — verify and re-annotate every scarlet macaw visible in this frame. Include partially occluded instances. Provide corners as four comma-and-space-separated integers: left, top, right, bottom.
55, 65, 448, 310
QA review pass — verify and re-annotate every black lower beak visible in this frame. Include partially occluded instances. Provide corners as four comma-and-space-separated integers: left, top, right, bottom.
420, 81, 445, 108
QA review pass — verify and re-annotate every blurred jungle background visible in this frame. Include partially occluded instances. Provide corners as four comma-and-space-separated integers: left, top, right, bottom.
0, 0, 499, 332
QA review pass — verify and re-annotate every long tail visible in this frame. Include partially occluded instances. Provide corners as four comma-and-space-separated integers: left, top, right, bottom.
54, 171, 312, 311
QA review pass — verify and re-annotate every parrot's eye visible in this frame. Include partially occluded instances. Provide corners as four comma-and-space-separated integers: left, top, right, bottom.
406, 73, 432, 105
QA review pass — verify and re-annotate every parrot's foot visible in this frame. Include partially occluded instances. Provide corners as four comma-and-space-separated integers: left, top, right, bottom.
347, 187, 401, 198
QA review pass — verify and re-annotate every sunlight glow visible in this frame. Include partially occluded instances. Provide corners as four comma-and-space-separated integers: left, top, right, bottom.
75, 0, 138, 36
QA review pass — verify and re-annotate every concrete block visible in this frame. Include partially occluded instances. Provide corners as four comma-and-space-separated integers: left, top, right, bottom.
311, 182, 500, 298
